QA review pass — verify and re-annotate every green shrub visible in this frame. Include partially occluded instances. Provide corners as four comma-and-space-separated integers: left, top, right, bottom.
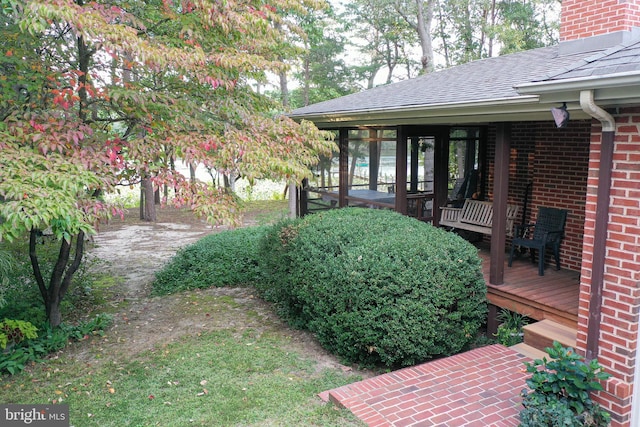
257, 208, 487, 367
152, 226, 270, 295
520, 341, 611, 427
0, 313, 112, 375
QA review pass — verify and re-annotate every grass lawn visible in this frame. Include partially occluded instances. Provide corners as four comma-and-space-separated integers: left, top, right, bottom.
0, 300, 366, 427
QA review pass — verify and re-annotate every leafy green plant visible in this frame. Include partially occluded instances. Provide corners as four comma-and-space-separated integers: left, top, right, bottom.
498, 308, 529, 330
152, 226, 270, 295
0, 314, 112, 375
0, 249, 14, 309
257, 208, 487, 368
495, 325, 523, 346
495, 308, 529, 346
0, 319, 38, 350
520, 341, 611, 427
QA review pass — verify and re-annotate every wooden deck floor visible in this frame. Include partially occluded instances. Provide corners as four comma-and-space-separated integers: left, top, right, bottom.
479, 248, 580, 328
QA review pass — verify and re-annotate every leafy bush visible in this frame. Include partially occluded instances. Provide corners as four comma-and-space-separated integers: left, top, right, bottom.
0, 319, 38, 349
495, 309, 529, 346
520, 341, 611, 427
0, 313, 112, 375
152, 226, 270, 295
256, 208, 487, 367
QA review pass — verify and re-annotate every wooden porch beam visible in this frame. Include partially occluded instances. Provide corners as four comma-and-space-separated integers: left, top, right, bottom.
410, 136, 419, 193
490, 123, 511, 285
369, 129, 380, 191
586, 130, 615, 361
433, 129, 450, 226
396, 126, 408, 214
338, 128, 348, 207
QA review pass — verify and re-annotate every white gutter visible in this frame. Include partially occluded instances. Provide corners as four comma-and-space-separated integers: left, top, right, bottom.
579, 90, 615, 131
517, 71, 640, 95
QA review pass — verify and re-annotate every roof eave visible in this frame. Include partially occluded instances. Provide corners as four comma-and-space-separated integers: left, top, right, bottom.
515, 71, 640, 106
291, 95, 592, 128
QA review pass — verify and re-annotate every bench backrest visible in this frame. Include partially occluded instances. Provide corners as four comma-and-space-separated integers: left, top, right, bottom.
459, 200, 494, 228
459, 199, 520, 235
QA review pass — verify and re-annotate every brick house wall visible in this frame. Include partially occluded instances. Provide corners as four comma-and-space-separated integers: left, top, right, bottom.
576, 108, 640, 427
560, 0, 640, 41
486, 120, 591, 272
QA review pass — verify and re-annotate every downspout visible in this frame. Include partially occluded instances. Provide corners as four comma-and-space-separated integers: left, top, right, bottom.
579, 90, 615, 362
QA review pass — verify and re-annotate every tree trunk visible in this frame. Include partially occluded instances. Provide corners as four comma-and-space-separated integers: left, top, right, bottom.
279, 71, 289, 108
303, 56, 310, 106
30, 230, 86, 328
416, 0, 435, 73
141, 178, 156, 221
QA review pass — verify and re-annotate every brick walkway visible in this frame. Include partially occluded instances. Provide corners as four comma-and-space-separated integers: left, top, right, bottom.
320, 344, 532, 427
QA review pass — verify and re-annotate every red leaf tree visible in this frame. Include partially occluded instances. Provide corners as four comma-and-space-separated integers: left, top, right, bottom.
0, 0, 334, 327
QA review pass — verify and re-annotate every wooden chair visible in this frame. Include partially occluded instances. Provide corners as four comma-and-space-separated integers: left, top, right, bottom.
508, 207, 568, 276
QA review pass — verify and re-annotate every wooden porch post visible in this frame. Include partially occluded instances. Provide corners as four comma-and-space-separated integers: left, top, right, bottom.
299, 178, 308, 216
586, 129, 615, 361
369, 129, 380, 191
490, 123, 511, 285
410, 136, 419, 193
338, 128, 348, 207
395, 126, 408, 214
433, 129, 450, 226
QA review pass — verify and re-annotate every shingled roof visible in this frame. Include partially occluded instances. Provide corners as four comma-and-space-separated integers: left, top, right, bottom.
290, 32, 640, 127
546, 39, 640, 80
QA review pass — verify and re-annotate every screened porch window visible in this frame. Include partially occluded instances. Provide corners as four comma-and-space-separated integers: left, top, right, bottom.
448, 127, 484, 204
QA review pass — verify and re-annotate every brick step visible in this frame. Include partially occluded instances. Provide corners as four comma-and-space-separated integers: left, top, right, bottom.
523, 319, 577, 353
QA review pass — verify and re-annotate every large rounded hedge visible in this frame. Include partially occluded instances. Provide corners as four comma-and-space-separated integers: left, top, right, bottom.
256, 208, 487, 368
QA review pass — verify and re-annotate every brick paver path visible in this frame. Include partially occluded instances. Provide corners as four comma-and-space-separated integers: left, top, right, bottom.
320, 344, 532, 426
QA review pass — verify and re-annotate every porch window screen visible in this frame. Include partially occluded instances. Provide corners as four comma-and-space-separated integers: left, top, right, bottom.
448, 127, 483, 203
346, 128, 397, 196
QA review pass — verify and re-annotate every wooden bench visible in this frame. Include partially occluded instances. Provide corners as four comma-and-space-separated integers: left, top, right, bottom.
440, 199, 520, 236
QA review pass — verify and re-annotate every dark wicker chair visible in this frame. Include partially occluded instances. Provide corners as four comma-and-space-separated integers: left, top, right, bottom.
508, 207, 568, 276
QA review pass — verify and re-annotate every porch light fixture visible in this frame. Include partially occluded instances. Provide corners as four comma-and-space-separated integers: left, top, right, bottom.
551, 102, 570, 128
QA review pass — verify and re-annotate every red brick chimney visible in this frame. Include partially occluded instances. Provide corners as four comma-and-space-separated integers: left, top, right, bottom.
560, 0, 640, 42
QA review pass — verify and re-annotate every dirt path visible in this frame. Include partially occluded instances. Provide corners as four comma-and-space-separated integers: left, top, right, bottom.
80, 207, 367, 377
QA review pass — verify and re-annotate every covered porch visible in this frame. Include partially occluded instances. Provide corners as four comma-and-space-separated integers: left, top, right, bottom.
478, 245, 580, 330
298, 121, 588, 328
